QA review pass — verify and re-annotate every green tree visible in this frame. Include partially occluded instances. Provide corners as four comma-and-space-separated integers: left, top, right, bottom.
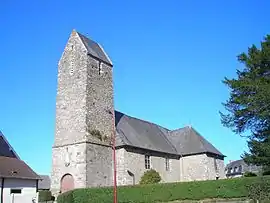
220, 35, 270, 169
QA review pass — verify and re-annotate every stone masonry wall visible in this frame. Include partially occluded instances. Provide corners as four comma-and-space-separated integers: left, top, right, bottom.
181, 153, 225, 181
116, 148, 225, 185
51, 143, 87, 194
84, 42, 114, 187
51, 31, 89, 195
206, 154, 225, 179
181, 154, 210, 181
116, 147, 180, 185
116, 148, 126, 185
86, 143, 113, 187
85, 57, 114, 145
54, 31, 88, 146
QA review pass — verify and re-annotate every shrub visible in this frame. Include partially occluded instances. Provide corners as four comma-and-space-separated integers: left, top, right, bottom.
38, 190, 53, 202
57, 191, 73, 203
57, 176, 270, 203
139, 169, 161, 184
262, 170, 270, 176
247, 177, 270, 202
244, 171, 257, 177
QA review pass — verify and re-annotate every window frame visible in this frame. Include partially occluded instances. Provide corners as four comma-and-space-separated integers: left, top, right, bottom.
10, 189, 22, 194
145, 155, 151, 169
165, 157, 170, 171
214, 158, 218, 171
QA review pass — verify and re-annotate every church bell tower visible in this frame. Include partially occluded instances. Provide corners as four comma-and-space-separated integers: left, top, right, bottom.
51, 30, 115, 195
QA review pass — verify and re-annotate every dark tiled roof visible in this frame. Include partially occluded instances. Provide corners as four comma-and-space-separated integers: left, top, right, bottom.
0, 131, 19, 158
77, 31, 113, 66
38, 175, 51, 190
115, 111, 225, 157
115, 111, 177, 155
225, 159, 262, 175
0, 156, 40, 180
168, 127, 225, 157
225, 159, 245, 170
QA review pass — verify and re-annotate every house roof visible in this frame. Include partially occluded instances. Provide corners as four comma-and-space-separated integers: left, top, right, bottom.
0, 131, 19, 159
225, 159, 245, 170
76, 31, 113, 66
0, 156, 40, 180
115, 111, 225, 157
38, 175, 51, 190
225, 159, 261, 170
168, 127, 225, 157
225, 159, 262, 176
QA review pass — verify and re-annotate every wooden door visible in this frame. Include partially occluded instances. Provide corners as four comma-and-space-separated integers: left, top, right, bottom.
60, 174, 74, 193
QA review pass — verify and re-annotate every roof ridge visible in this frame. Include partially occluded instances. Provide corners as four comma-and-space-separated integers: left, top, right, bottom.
116, 127, 133, 146
189, 127, 208, 153
189, 127, 224, 156
161, 132, 178, 154
170, 127, 186, 134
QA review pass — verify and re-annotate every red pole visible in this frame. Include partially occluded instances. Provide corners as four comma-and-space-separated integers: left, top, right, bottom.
113, 129, 117, 203
110, 110, 117, 203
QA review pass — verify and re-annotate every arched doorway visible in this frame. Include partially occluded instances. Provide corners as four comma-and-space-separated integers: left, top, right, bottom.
60, 174, 74, 193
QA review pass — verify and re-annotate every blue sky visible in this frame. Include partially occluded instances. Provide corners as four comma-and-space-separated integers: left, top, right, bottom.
1, 0, 270, 175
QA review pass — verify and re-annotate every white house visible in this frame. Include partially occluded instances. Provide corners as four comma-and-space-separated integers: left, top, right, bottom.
225, 159, 262, 178
0, 131, 41, 203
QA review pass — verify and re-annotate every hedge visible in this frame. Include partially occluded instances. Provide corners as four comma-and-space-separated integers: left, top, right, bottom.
38, 190, 53, 202
57, 176, 270, 203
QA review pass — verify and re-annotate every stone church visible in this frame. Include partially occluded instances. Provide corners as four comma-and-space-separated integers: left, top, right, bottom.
51, 30, 226, 195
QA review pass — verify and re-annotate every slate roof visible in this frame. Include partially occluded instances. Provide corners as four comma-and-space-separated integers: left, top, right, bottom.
0, 156, 40, 180
115, 111, 177, 155
77, 31, 113, 66
225, 159, 245, 170
38, 175, 51, 190
225, 159, 262, 176
168, 127, 224, 156
115, 111, 225, 157
0, 131, 19, 158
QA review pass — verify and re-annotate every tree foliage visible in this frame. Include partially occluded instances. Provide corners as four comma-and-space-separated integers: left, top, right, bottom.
243, 171, 257, 177
220, 35, 270, 168
246, 177, 270, 202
